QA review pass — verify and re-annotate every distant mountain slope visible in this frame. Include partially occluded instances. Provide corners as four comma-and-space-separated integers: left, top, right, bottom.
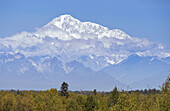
0, 53, 125, 91
101, 54, 170, 89
130, 71, 170, 90
0, 14, 170, 90
0, 14, 169, 70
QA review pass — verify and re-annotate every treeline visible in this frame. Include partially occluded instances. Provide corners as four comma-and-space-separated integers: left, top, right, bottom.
0, 78, 169, 111
4, 88, 161, 96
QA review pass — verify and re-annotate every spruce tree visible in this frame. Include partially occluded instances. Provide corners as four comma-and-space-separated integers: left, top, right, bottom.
60, 82, 69, 98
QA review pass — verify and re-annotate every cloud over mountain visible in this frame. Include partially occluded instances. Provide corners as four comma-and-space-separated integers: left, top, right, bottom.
0, 15, 170, 90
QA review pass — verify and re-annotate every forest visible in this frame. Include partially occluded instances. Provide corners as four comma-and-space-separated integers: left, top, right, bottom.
0, 78, 169, 111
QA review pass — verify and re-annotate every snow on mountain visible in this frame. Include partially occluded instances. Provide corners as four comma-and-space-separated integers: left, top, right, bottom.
40, 14, 131, 40
0, 53, 125, 91
0, 14, 170, 90
101, 54, 170, 89
0, 14, 169, 72
0, 14, 169, 59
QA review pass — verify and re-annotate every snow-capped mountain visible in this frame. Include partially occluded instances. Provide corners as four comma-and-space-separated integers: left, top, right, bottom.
0, 52, 125, 90
0, 14, 170, 90
101, 54, 170, 89
40, 14, 131, 40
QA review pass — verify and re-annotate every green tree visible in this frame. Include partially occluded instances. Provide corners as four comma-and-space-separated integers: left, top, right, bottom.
60, 82, 69, 98
85, 95, 98, 111
0, 93, 16, 111
108, 86, 119, 107
66, 99, 82, 111
159, 77, 170, 111
162, 77, 170, 92
93, 89, 97, 95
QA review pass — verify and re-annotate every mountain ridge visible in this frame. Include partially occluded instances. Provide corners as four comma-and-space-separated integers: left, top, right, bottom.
0, 14, 170, 90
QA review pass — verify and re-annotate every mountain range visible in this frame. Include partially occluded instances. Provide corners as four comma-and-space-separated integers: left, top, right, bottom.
0, 14, 170, 91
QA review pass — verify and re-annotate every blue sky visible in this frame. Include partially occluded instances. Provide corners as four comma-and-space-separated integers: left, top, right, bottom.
0, 0, 170, 46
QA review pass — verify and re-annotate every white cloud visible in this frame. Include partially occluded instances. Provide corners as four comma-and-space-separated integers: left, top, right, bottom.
0, 14, 170, 70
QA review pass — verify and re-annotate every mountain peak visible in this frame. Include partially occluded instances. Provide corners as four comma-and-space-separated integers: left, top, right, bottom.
56, 14, 79, 22
59, 14, 75, 19
3, 14, 168, 60
46, 14, 80, 28
41, 14, 131, 40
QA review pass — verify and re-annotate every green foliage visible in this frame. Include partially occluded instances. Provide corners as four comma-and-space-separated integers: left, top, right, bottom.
162, 77, 170, 92
0, 78, 169, 111
60, 82, 69, 98
67, 99, 82, 111
85, 95, 98, 111
93, 89, 97, 95
108, 86, 119, 107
